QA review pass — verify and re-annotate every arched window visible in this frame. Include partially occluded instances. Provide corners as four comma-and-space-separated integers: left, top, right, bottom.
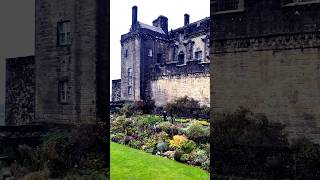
178, 51, 185, 65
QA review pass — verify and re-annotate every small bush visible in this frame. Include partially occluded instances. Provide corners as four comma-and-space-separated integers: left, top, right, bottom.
174, 150, 183, 161
180, 154, 189, 162
169, 135, 188, 149
156, 142, 168, 153
110, 133, 125, 143
164, 96, 201, 118
186, 122, 210, 143
128, 140, 142, 149
180, 140, 196, 154
156, 121, 172, 132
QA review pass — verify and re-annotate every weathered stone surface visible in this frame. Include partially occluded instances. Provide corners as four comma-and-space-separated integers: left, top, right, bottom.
34, 0, 108, 124
212, 0, 320, 143
112, 79, 121, 102
5, 56, 35, 125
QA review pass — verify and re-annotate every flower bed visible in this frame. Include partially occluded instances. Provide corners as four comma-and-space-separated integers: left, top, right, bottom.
110, 114, 210, 170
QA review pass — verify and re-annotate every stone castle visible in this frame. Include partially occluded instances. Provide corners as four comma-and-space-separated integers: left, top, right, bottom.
5, 0, 108, 125
212, 0, 320, 143
112, 6, 210, 107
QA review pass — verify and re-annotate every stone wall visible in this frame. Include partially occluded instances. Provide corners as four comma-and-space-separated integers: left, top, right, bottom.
35, 0, 108, 124
112, 79, 121, 102
151, 73, 210, 107
5, 56, 35, 125
212, 0, 320, 143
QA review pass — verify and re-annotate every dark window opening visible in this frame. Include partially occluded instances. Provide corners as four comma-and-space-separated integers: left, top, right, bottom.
178, 52, 185, 65
213, 0, 243, 12
57, 21, 71, 46
195, 50, 203, 60
125, 49, 128, 58
157, 53, 163, 65
128, 68, 133, 85
58, 81, 68, 103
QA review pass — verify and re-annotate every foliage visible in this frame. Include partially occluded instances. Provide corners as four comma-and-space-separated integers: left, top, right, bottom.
157, 141, 168, 152
174, 150, 183, 162
156, 121, 172, 132
128, 140, 143, 149
164, 96, 201, 118
212, 107, 290, 179
186, 122, 210, 143
180, 154, 189, 162
110, 133, 125, 143
180, 140, 196, 154
169, 135, 188, 149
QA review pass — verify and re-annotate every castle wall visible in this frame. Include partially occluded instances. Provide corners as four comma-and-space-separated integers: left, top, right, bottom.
151, 73, 210, 107
212, 0, 320, 142
35, 0, 107, 124
5, 56, 35, 125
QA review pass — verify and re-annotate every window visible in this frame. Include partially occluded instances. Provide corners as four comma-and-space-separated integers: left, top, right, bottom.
148, 49, 153, 57
157, 53, 162, 64
213, 0, 244, 12
178, 52, 185, 65
128, 68, 133, 85
57, 21, 71, 46
195, 49, 203, 60
125, 49, 128, 58
58, 81, 68, 103
283, 0, 320, 5
128, 86, 133, 95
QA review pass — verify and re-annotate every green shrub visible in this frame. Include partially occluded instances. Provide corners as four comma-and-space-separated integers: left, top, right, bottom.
174, 150, 183, 162
194, 149, 209, 165
181, 140, 196, 154
165, 96, 201, 118
110, 133, 125, 143
180, 154, 189, 162
186, 122, 210, 143
156, 121, 172, 132
128, 140, 142, 149
156, 142, 168, 152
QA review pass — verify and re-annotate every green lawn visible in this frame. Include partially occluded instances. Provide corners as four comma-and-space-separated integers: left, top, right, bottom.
110, 142, 209, 180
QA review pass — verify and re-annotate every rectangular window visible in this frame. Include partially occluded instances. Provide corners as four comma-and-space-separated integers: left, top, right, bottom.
195, 51, 203, 60
128, 68, 133, 85
128, 86, 133, 95
57, 21, 71, 46
213, 0, 244, 12
148, 49, 153, 57
58, 81, 68, 103
125, 49, 128, 58
283, 0, 320, 5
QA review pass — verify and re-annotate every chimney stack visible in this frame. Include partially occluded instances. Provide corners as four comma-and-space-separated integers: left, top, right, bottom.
132, 6, 138, 30
184, 14, 190, 26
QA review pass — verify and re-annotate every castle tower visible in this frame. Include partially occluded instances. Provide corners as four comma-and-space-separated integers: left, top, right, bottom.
35, 0, 108, 124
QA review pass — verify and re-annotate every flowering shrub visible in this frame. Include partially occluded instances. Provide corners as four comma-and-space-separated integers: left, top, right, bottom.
180, 140, 196, 154
169, 135, 188, 149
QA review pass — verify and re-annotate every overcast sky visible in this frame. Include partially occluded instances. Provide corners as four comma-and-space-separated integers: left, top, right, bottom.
110, 0, 210, 89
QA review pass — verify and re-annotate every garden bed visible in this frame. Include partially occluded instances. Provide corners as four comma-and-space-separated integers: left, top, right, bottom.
110, 114, 210, 171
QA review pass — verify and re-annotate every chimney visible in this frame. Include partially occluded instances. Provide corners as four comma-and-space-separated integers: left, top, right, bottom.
152, 16, 168, 34
132, 6, 138, 30
184, 14, 190, 26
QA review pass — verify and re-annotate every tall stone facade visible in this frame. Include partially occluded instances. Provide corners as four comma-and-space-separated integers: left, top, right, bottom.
5, 56, 35, 125
116, 6, 210, 106
212, 0, 320, 142
34, 0, 108, 124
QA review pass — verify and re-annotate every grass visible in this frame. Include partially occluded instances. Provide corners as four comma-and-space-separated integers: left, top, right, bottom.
110, 142, 209, 180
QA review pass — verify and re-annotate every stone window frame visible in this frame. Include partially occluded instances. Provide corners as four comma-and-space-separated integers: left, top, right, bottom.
128, 86, 133, 95
282, 0, 320, 6
58, 80, 68, 104
57, 20, 72, 46
127, 68, 133, 86
212, 0, 245, 15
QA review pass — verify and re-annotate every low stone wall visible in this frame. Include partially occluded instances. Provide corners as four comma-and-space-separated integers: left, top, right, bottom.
151, 73, 210, 107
